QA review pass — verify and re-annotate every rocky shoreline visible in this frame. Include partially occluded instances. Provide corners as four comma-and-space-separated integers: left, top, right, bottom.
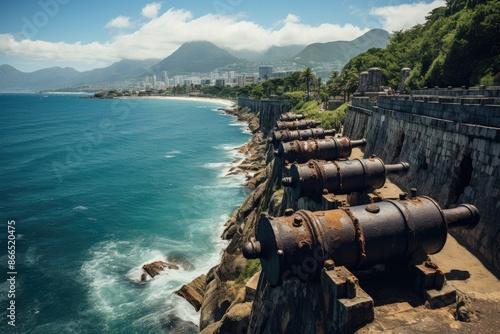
174, 104, 272, 333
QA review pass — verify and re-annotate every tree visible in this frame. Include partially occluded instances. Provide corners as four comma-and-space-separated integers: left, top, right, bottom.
300, 67, 315, 101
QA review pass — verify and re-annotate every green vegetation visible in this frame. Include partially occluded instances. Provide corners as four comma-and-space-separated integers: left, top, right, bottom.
289, 100, 347, 130
235, 259, 261, 284
340, 0, 499, 88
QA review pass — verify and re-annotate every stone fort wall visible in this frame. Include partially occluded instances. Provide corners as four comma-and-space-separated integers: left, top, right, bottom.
344, 90, 500, 275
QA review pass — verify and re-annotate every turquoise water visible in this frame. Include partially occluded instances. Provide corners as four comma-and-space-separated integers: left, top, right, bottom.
0, 93, 250, 333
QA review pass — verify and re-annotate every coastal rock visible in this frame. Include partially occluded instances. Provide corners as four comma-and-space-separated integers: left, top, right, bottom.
167, 252, 195, 271
216, 252, 246, 282
221, 223, 238, 240
175, 274, 206, 311
141, 261, 179, 281
218, 302, 253, 334
200, 277, 232, 329
161, 314, 199, 334
199, 321, 222, 334
246, 167, 267, 189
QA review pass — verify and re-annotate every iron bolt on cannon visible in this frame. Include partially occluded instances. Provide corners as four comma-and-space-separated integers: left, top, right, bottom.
268, 128, 336, 148
282, 157, 410, 199
275, 119, 322, 130
274, 137, 367, 163
279, 112, 305, 122
242, 197, 479, 286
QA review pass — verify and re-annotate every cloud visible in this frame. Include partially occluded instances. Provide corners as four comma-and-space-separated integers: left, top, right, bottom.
0, 8, 369, 69
142, 2, 162, 19
370, 0, 446, 32
105, 16, 133, 29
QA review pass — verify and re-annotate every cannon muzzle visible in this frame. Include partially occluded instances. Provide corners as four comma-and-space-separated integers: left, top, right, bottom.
444, 204, 480, 229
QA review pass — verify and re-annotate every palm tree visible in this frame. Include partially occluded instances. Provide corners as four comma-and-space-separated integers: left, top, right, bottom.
300, 67, 314, 101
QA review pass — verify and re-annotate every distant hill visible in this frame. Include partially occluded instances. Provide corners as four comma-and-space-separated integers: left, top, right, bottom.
69, 59, 160, 85
151, 41, 243, 75
0, 65, 81, 90
292, 29, 390, 65
229, 44, 306, 62
0, 59, 160, 91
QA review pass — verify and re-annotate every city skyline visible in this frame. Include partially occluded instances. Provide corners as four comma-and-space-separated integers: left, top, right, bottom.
0, 0, 445, 72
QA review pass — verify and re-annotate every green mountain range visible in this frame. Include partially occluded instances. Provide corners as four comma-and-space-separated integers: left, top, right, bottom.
292, 29, 390, 65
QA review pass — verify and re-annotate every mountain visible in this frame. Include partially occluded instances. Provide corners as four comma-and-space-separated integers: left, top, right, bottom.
0, 65, 81, 90
69, 59, 160, 85
292, 29, 390, 65
229, 44, 306, 62
0, 59, 160, 91
151, 41, 243, 75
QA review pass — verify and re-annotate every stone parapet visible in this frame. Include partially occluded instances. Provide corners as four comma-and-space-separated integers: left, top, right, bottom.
377, 96, 500, 128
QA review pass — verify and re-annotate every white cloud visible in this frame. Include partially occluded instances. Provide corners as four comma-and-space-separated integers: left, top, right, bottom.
0, 8, 368, 69
370, 0, 446, 32
142, 2, 162, 19
105, 16, 133, 29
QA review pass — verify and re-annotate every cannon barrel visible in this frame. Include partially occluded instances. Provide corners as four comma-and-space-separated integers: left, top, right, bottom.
279, 112, 305, 122
275, 120, 322, 130
274, 137, 367, 163
242, 197, 480, 286
282, 157, 410, 199
268, 128, 336, 148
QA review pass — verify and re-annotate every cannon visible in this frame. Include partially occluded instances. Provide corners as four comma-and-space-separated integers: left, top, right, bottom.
275, 119, 322, 130
274, 137, 367, 163
242, 196, 480, 286
279, 112, 305, 122
282, 157, 410, 199
268, 128, 336, 148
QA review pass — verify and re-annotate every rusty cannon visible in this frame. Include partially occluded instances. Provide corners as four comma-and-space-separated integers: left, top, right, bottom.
281, 157, 410, 199
279, 112, 305, 122
274, 137, 367, 163
242, 196, 480, 286
268, 128, 336, 148
275, 119, 322, 130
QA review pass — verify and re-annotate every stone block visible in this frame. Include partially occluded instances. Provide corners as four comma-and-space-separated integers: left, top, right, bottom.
424, 283, 456, 309
245, 271, 261, 302
321, 268, 374, 333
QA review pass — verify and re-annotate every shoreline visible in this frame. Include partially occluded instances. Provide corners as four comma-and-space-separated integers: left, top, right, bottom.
119, 95, 236, 107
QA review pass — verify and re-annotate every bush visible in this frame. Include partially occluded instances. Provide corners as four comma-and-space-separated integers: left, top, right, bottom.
235, 259, 261, 284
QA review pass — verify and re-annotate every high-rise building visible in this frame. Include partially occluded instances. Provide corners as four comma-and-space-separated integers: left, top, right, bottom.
215, 79, 225, 87
259, 66, 273, 81
237, 75, 256, 87
162, 71, 169, 87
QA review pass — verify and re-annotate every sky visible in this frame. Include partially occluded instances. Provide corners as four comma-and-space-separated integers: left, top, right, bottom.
0, 0, 446, 72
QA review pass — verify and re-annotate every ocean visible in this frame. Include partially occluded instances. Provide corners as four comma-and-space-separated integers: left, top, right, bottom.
0, 93, 251, 333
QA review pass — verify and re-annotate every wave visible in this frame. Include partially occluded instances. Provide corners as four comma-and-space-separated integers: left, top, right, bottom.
79, 234, 228, 330
164, 150, 181, 159
73, 205, 88, 211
